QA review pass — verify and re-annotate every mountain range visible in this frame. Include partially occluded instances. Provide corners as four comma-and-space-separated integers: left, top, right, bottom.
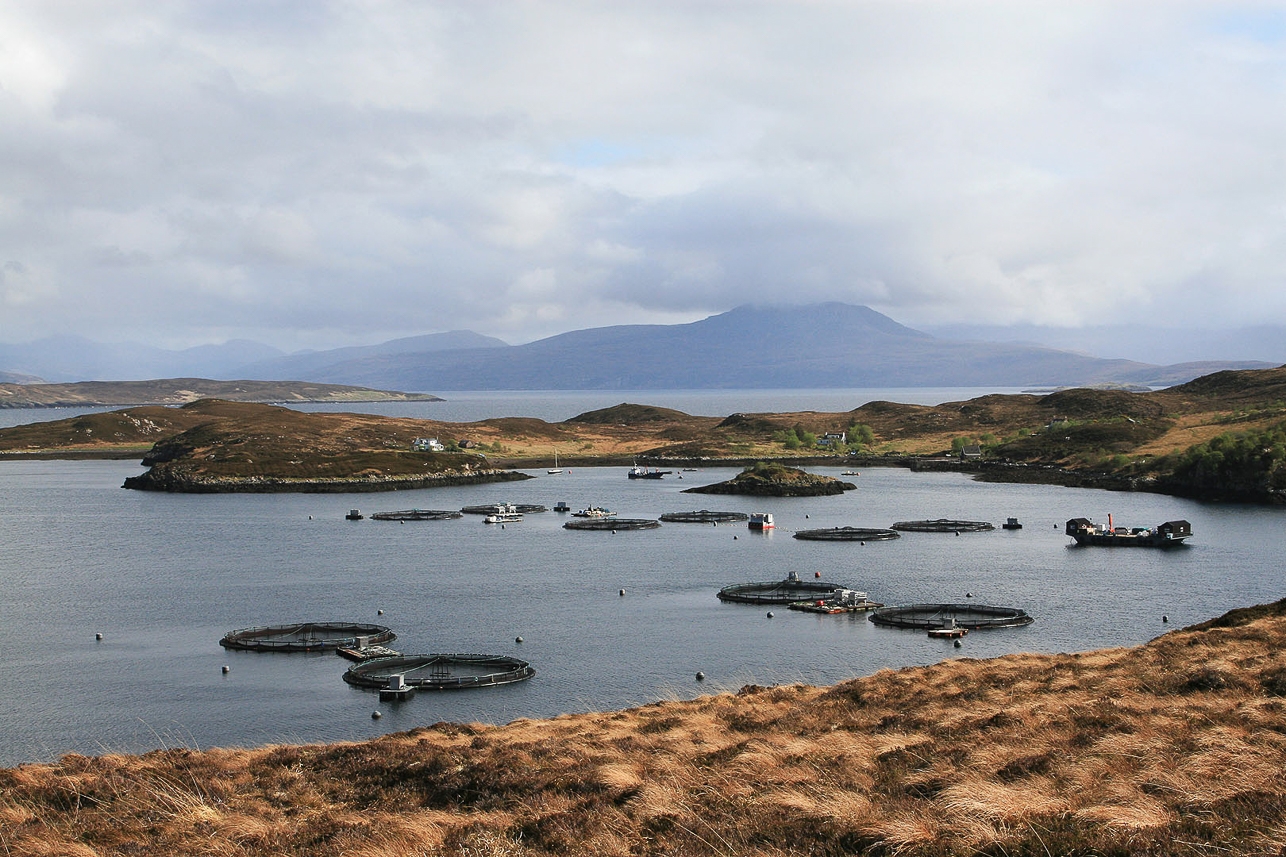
2, 304, 1278, 390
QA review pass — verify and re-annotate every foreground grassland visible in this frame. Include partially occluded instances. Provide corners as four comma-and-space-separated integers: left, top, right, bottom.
4, 601, 1285, 856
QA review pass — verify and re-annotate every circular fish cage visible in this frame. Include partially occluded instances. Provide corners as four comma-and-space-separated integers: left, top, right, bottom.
659, 510, 750, 523
564, 518, 660, 531
869, 603, 1034, 630
891, 519, 995, 533
793, 527, 900, 541
370, 509, 463, 521
461, 503, 548, 515
219, 622, 396, 652
343, 653, 535, 690
717, 572, 846, 604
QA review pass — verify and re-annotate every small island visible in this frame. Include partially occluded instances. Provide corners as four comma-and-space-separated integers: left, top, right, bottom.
683, 461, 855, 496
0, 378, 441, 408
115, 400, 529, 493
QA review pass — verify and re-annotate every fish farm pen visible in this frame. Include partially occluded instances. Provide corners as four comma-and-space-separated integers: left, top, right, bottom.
461, 503, 548, 515
564, 518, 660, 531
869, 604, 1034, 630
717, 572, 847, 604
219, 622, 396, 652
793, 527, 900, 541
342, 653, 535, 691
891, 519, 995, 533
369, 509, 463, 521
659, 510, 749, 523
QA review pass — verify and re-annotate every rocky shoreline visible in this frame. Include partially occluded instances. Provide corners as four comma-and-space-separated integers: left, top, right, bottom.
121, 468, 532, 493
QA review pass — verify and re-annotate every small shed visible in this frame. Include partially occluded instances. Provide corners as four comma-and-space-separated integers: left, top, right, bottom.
960, 444, 982, 459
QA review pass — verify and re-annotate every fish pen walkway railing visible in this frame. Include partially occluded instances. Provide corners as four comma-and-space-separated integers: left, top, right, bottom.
869, 604, 1034, 630
891, 519, 995, 533
793, 527, 900, 541
343, 654, 535, 690
219, 622, 396, 652
717, 577, 847, 604
659, 510, 749, 523
370, 509, 463, 521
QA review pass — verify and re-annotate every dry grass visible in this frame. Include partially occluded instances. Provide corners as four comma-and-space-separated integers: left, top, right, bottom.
5, 601, 1286, 856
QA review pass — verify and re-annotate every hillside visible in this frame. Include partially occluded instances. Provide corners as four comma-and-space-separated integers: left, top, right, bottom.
4, 599, 1285, 856
4, 366, 1285, 501
0, 378, 441, 408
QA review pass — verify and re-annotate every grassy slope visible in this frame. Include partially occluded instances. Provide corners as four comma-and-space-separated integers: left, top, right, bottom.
4, 601, 1285, 856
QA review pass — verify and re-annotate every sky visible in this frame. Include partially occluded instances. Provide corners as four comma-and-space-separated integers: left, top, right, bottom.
1, 1, 1284, 351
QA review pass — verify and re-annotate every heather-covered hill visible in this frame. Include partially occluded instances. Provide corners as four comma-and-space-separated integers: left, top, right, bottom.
4, 599, 1285, 856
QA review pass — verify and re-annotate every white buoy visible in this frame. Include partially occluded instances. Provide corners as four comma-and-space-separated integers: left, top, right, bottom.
767, 611, 774, 618
953, 640, 962, 648
619, 589, 625, 596
1162, 614, 1169, 623
372, 711, 382, 719
696, 671, 705, 681
95, 633, 102, 641
222, 665, 230, 674
377, 609, 384, 615
516, 636, 523, 643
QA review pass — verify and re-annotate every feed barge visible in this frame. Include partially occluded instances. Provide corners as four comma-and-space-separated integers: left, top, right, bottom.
1065, 517, 1192, 547
718, 571, 846, 605
788, 588, 884, 614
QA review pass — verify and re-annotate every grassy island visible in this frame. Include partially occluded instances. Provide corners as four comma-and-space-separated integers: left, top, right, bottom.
4, 600, 1285, 856
2, 364, 1285, 501
683, 461, 855, 495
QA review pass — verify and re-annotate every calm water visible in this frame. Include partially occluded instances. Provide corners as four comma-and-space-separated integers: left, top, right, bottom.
1, 457, 1282, 767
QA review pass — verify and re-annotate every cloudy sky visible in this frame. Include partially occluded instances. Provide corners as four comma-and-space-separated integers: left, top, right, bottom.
1, 1, 1284, 351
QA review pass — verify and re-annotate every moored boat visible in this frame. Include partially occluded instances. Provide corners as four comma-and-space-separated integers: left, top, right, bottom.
1065, 517, 1191, 546
628, 464, 671, 479
572, 506, 615, 518
748, 512, 775, 530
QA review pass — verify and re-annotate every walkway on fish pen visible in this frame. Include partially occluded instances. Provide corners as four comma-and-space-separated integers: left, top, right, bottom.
869, 603, 1034, 630
219, 622, 396, 652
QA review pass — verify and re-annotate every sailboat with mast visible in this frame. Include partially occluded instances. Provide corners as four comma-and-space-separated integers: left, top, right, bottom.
548, 448, 563, 475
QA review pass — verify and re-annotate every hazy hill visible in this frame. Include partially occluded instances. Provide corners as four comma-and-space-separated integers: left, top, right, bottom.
232, 329, 508, 380
293, 303, 1199, 390
0, 336, 284, 383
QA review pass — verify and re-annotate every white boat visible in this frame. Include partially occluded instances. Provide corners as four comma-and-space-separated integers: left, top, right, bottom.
484, 504, 523, 524
547, 449, 563, 475
748, 512, 775, 530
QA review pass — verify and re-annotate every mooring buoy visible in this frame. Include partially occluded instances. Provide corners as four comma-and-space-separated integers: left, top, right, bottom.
814, 571, 821, 578
515, 636, 523, 643
767, 611, 774, 618
221, 665, 230, 674
953, 640, 962, 648
377, 609, 384, 615
1162, 615, 1169, 623
696, 671, 705, 681
95, 633, 103, 641
372, 711, 382, 719
619, 589, 625, 596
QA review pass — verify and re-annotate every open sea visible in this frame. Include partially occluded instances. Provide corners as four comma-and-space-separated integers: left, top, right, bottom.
1, 388, 1282, 767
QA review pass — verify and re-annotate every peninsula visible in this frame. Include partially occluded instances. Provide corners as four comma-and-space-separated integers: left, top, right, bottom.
0, 378, 441, 408
5, 599, 1285, 855
1, 364, 1284, 502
